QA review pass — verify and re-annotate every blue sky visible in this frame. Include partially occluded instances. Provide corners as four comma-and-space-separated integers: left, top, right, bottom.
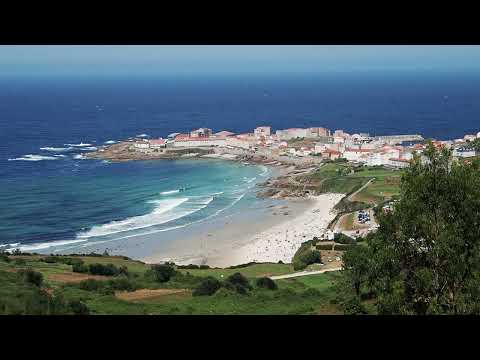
1, 45, 480, 77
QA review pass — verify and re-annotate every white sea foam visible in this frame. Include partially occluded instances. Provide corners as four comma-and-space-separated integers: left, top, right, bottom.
77, 197, 191, 238
8, 154, 60, 161
78, 146, 98, 151
53, 154, 67, 158
73, 154, 85, 160
136, 134, 149, 138
40, 146, 74, 152
160, 189, 180, 195
104, 140, 116, 144
64, 142, 92, 147
5, 239, 88, 253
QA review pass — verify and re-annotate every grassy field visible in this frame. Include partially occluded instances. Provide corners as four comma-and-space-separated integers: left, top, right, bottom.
0, 253, 345, 315
304, 163, 403, 205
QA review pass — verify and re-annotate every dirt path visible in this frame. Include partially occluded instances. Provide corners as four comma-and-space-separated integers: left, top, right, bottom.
115, 288, 190, 302
270, 267, 342, 280
348, 178, 375, 201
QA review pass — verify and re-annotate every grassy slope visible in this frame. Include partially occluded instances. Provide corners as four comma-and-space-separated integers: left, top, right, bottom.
305, 163, 402, 205
0, 255, 344, 315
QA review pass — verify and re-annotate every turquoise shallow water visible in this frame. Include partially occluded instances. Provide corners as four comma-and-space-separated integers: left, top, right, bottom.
0, 157, 271, 253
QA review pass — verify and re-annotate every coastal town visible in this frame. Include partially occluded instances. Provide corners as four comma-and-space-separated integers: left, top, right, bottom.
88, 124, 480, 168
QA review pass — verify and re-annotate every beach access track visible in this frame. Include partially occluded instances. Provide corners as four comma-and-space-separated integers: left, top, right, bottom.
270, 267, 342, 280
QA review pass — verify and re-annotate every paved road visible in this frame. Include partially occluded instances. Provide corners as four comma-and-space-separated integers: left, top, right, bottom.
348, 177, 375, 201
271, 267, 342, 280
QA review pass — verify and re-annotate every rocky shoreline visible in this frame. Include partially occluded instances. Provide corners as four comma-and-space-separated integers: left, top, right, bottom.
86, 141, 321, 200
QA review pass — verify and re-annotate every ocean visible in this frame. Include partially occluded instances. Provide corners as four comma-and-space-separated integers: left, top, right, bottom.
1, 71, 480, 253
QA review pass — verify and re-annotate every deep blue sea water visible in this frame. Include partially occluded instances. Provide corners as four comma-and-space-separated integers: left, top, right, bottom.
1, 71, 480, 252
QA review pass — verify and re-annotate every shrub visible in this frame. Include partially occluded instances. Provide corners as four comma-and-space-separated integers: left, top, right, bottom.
199, 265, 210, 269
88, 263, 120, 276
299, 250, 322, 266
224, 272, 252, 294
177, 264, 200, 269
42, 256, 59, 263
78, 279, 103, 291
150, 264, 176, 283
0, 253, 10, 263
193, 277, 222, 296
62, 258, 84, 267
14, 258, 26, 266
335, 233, 356, 245
256, 277, 278, 290
118, 265, 129, 276
316, 244, 334, 251
293, 241, 322, 270
72, 263, 89, 273
68, 300, 90, 315
108, 277, 137, 292
227, 262, 257, 269
19, 269, 43, 287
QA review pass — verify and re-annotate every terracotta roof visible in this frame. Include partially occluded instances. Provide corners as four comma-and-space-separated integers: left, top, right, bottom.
149, 139, 166, 145
345, 148, 371, 153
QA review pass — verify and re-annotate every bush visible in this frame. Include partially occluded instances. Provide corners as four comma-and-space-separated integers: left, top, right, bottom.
88, 263, 120, 276
42, 256, 59, 263
68, 300, 90, 315
150, 264, 176, 283
334, 233, 356, 245
78, 279, 103, 292
0, 253, 10, 263
224, 272, 252, 294
193, 277, 222, 296
293, 240, 323, 270
299, 250, 321, 265
316, 244, 334, 251
256, 277, 277, 290
18, 269, 43, 287
108, 277, 137, 292
227, 262, 257, 269
177, 264, 200, 269
72, 263, 89, 273
14, 258, 26, 266
199, 265, 210, 269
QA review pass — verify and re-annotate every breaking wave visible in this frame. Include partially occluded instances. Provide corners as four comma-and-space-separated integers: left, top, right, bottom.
64, 142, 92, 147
8, 154, 60, 161
40, 146, 74, 152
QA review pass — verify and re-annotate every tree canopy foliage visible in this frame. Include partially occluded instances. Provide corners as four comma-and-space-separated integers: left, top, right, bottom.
342, 143, 480, 314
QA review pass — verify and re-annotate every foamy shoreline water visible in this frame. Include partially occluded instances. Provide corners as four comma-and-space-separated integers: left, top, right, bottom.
142, 193, 344, 267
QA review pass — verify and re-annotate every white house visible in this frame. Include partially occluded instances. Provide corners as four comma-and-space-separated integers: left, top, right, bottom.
134, 142, 150, 150
254, 126, 271, 139
173, 135, 226, 147
149, 139, 166, 149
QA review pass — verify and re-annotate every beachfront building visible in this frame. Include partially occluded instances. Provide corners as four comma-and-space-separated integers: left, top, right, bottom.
134, 141, 150, 150
225, 135, 253, 150
343, 148, 372, 162
149, 139, 167, 149
254, 126, 271, 139
453, 148, 477, 158
190, 128, 212, 138
321, 149, 342, 161
276, 128, 308, 140
388, 158, 410, 168
173, 135, 226, 147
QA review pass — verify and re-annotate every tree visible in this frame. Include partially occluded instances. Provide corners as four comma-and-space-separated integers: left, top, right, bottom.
343, 143, 480, 314
19, 269, 43, 287
150, 264, 176, 283
193, 277, 222, 296
256, 277, 278, 290
342, 245, 371, 297
224, 272, 252, 294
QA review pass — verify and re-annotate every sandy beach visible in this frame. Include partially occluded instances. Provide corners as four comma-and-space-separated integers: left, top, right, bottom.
142, 193, 344, 267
